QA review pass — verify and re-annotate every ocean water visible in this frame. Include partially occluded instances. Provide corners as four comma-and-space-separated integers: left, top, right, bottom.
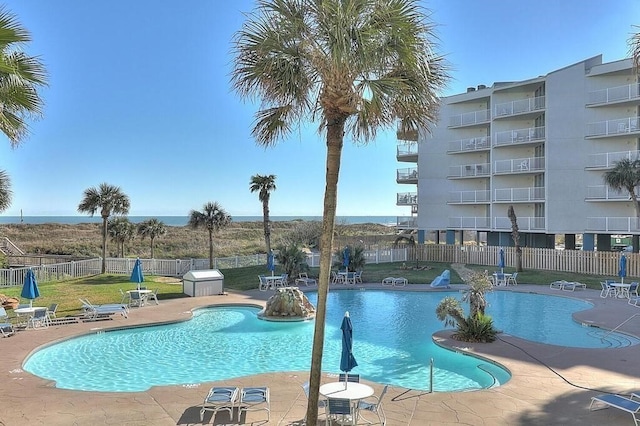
0, 215, 398, 226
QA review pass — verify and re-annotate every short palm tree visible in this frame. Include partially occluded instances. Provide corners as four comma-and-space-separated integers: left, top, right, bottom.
0, 6, 48, 147
603, 158, 640, 217
77, 183, 131, 273
137, 218, 167, 258
249, 174, 277, 254
232, 1, 448, 421
107, 217, 135, 257
0, 170, 12, 212
188, 202, 232, 269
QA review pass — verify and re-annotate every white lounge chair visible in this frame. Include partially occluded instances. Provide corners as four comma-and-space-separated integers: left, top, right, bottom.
550, 280, 568, 290
200, 386, 239, 422
238, 386, 270, 422
295, 273, 317, 286
562, 281, 587, 291
80, 299, 128, 320
0, 307, 15, 337
589, 392, 640, 425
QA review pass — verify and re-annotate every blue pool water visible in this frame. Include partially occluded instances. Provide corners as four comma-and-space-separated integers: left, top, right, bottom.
23, 291, 637, 392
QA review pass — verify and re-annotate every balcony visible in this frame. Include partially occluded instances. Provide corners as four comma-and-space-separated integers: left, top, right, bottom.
586, 117, 640, 138
493, 156, 545, 174
587, 83, 640, 106
397, 167, 418, 184
448, 163, 491, 179
494, 217, 545, 231
448, 217, 491, 229
448, 109, 491, 128
494, 187, 545, 202
585, 185, 633, 201
494, 96, 545, 118
448, 190, 490, 204
586, 150, 640, 169
397, 192, 417, 206
396, 216, 418, 229
397, 142, 418, 163
587, 217, 640, 232
494, 126, 545, 147
447, 136, 491, 153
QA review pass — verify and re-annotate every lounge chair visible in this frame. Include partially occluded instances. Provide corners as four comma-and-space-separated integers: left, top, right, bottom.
200, 386, 239, 422
295, 273, 317, 286
80, 299, 128, 320
358, 384, 388, 425
238, 386, 270, 422
589, 392, 640, 425
562, 281, 587, 291
550, 280, 569, 290
0, 307, 15, 337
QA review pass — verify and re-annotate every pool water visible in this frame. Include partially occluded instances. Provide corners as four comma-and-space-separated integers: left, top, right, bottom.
23, 290, 636, 392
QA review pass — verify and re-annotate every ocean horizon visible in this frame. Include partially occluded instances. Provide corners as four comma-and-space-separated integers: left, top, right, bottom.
0, 215, 399, 226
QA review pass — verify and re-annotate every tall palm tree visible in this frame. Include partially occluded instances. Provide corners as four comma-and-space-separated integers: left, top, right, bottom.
0, 6, 48, 147
249, 174, 277, 254
0, 170, 11, 212
188, 202, 232, 269
137, 218, 167, 259
77, 183, 131, 273
231, 1, 448, 421
630, 25, 640, 70
107, 217, 135, 257
603, 158, 640, 217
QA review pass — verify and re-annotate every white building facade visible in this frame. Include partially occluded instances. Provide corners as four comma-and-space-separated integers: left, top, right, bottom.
399, 55, 640, 251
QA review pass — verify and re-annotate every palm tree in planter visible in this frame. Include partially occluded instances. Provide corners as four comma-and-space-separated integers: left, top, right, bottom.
137, 218, 167, 258
77, 183, 130, 273
0, 170, 12, 213
603, 158, 640, 219
435, 272, 497, 343
188, 202, 231, 269
249, 174, 277, 254
231, 1, 448, 420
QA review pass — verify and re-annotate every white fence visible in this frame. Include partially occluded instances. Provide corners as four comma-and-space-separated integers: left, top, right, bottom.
0, 248, 409, 287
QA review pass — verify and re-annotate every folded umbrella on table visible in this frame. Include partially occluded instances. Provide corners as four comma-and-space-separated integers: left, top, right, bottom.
21, 268, 40, 308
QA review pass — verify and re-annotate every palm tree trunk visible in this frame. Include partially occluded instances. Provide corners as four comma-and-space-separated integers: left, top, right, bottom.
101, 217, 108, 273
150, 237, 155, 259
263, 200, 271, 254
208, 230, 214, 269
306, 117, 344, 425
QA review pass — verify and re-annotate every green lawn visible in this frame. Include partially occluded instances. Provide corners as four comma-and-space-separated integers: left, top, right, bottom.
0, 262, 613, 319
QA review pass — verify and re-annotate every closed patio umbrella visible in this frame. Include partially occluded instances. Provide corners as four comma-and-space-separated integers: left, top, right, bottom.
130, 258, 144, 290
498, 248, 505, 273
343, 246, 350, 273
21, 268, 40, 308
619, 254, 627, 284
340, 311, 358, 387
267, 251, 275, 276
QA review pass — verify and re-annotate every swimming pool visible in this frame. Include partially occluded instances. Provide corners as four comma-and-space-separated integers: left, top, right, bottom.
23, 290, 637, 392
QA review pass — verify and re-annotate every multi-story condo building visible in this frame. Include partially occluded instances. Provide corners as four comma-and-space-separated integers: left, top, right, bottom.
398, 55, 640, 251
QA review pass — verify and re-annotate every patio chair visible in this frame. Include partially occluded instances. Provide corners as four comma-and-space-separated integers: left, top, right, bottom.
0, 307, 15, 337
355, 270, 363, 284
28, 308, 50, 329
301, 381, 326, 422
507, 272, 518, 285
295, 273, 317, 286
358, 384, 388, 425
338, 373, 360, 383
146, 289, 159, 305
258, 275, 269, 291
128, 290, 145, 308
200, 386, 239, 422
238, 386, 270, 422
119, 288, 129, 304
600, 281, 615, 298
589, 393, 640, 425
46, 303, 58, 319
325, 398, 354, 426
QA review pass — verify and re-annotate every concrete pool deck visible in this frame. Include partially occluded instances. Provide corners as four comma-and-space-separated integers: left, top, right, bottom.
1, 283, 639, 425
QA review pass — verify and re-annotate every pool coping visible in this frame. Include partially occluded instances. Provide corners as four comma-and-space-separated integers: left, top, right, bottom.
1, 283, 639, 425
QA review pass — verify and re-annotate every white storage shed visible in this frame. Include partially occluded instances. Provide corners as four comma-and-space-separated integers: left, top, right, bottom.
183, 269, 225, 296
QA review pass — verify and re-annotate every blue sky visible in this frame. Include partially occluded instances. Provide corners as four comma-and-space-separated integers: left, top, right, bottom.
1, 0, 639, 217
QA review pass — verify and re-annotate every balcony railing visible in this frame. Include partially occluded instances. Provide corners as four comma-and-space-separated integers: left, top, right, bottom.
494, 126, 545, 147
448, 190, 491, 204
494, 217, 545, 231
494, 96, 545, 117
586, 116, 640, 137
494, 156, 545, 174
585, 185, 633, 201
494, 187, 545, 202
587, 217, 640, 232
448, 163, 491, 178
397, 192, 417, 205
447, 136, 491, 153
396, 216, 418, 229
586, 150, 640, 169
448, 217, 491, 229
587, 83, 640, 105
397, 167, 418, 183
448, 109, 491, 127
397, 142, 418, 159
